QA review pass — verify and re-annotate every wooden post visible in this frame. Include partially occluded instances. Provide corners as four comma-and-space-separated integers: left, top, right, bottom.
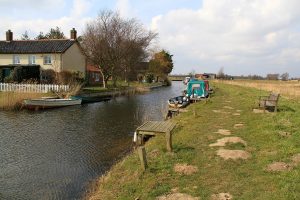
166, 131, 172, 152
136, 132, 143, 146
193, 108, 197, 117
137, 146, 147, 171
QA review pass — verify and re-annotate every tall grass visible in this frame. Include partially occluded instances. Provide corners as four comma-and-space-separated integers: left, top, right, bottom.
0, 92, 44, 110
216, 80, 300, 99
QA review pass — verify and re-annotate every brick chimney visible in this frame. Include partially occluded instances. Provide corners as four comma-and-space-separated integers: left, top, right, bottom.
70, 28, 77, 40
6, 30, 13, 42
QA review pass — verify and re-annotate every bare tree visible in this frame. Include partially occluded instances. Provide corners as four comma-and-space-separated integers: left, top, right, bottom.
21, 31, 30, 40
217, 67, 225, 79
280, 72, 289, 81
81, 10, 157, 88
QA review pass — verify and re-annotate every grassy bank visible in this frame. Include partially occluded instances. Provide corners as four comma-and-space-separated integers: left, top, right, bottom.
87, 83, 300, 200
82, 81, 164, 93
0, 92, 44, 110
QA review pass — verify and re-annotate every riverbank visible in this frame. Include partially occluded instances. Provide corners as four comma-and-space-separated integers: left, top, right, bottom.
87, 82, 300, 200
81, 82, 164, 98
0, 82, 165, 110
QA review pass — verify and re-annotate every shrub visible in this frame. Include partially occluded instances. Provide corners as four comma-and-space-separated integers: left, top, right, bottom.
137, 73, 144, 83
41, 69, 56, 84
164, 78, 172, 86
145, 73, 154, 83
57, 71, 84, 85
4, 74, 14, 83
41, 70, 85, 85
0, 69, 4, 82
12, 66, 23, 82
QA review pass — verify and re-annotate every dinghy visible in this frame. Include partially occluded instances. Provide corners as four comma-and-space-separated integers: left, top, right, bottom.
23, 98, 82, 110
168, 96, 189, 108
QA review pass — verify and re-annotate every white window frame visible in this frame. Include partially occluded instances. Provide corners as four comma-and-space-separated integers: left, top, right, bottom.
43, 55, 52, 65
28, 55, 36, 64
13, 55, 20, 64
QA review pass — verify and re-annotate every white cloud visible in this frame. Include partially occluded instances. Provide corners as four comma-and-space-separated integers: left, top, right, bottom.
115, 0, 136, 18
151, 0, 300, 76
70, 0, 92, 17
116, 0, 129, 17
0, 0, 92, 39
0, 0, 65, 12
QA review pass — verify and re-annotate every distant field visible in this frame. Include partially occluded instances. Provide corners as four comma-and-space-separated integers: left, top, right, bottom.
215, 80, 300, 99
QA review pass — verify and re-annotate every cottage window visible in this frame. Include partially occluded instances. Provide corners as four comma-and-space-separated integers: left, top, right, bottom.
95, 73, 100, 82
13, 55, 20, 64
28, 55, 36, 64
44, 55, 52, 64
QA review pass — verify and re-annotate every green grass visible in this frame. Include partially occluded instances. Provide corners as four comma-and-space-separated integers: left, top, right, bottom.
88, 83, 300, 200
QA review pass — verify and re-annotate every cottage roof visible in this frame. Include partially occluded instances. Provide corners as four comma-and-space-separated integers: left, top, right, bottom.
0, 39, 76, 54
87, 64, 101, 72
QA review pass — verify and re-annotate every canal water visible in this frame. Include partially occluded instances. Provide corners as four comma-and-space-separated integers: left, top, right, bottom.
0, 82, 185, 200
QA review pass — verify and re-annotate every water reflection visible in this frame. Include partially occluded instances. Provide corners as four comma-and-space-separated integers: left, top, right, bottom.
0, 82, 185, 200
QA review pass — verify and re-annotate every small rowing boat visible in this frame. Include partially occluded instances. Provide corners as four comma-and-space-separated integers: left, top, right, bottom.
71, 95, 112, 104
168, 96, 190, 108
23, 98, 82, 110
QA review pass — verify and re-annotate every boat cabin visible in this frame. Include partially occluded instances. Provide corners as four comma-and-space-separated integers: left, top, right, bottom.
186, 80, 209, 98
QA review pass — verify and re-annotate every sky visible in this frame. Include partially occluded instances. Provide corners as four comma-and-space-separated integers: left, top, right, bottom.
1, 0, 300, 77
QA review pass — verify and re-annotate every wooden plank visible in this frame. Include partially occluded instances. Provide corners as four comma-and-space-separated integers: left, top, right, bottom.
136, 121, 176, 135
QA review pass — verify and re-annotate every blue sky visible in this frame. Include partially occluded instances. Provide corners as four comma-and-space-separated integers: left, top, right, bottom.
1, 0, 300, 77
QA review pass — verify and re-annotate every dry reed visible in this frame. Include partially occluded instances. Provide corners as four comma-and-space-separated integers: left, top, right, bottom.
135, 87, 150, 93
215, 80, 300, 99
0, 92, 45, 110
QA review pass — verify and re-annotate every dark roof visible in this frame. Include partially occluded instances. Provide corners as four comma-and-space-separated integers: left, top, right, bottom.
0, 39, 76, 54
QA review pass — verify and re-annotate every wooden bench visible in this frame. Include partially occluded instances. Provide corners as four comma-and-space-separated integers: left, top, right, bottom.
135, 121, 176, 152
258, 93, 280, 112
134, 121, 176, 171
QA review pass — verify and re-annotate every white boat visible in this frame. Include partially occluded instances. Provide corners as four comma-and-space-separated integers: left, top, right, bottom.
23, 98, 82, 110
183, 77, 191, 85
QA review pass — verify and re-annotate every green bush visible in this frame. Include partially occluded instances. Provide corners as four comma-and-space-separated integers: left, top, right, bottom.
0, 70, 3, 82
12, 66, 23, 82
145, 73, 154, 83
41, 69, 56, 84
137, 73, 144, 83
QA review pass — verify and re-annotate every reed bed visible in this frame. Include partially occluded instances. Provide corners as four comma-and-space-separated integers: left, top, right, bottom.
215, 80, 300, 99
0, 92, 44, 110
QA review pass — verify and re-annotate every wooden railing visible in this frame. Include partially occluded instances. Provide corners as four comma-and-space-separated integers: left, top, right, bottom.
0, 83, 69, 93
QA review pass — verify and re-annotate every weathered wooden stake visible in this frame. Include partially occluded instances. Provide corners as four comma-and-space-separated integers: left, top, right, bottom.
166, 131, 172, 152
193, 108, 197, 117
137, 146, 148, 171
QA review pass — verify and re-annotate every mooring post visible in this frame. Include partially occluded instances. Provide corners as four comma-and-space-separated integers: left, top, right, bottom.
137, 146, 148, 171
166, 131, 172, 152
193, 107, 197, 117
